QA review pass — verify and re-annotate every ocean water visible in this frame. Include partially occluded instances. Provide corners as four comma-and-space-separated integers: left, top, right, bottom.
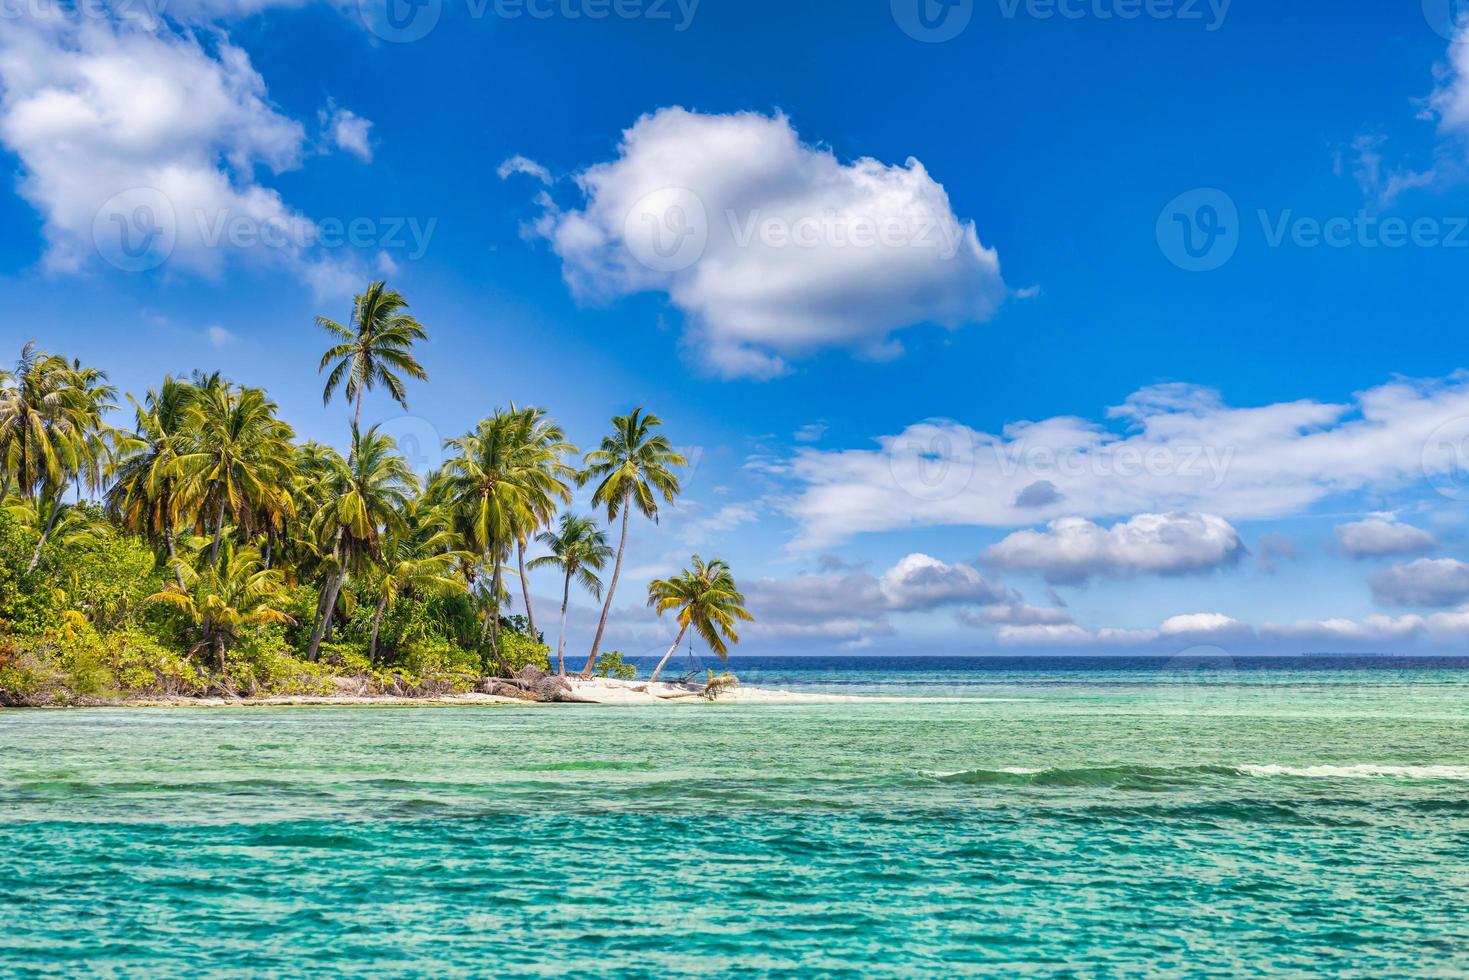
4, 656, 1469, 977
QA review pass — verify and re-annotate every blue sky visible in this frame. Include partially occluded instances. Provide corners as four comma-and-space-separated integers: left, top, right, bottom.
5, 0, 1469, 656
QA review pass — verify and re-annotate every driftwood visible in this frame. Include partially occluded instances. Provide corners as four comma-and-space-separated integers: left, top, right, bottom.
478, 667, 584, 702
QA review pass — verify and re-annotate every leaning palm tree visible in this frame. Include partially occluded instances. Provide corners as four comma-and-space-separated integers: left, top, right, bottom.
317, 281, 428, 428
367, 500, 470, 661
528, 513, 612, 676
578, 409, 686, 676
646, 555, 753, 683
304, 425, 415, 661
146, 539, 293, 672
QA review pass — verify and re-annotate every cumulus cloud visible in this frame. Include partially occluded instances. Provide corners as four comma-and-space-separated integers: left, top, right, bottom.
1369, 559, 1469, 608
526, 107, 1007, 379
0, 12, 371, 293
321, 102, 373, 162
1431, 23, 1469, 143
1335, 517, 1437, 559
984, 513, 1245, 585
781, 374, 1469, 549
959, 603, 1073, 627
1015, 480, 1063, 509
745, 553, 1012, 647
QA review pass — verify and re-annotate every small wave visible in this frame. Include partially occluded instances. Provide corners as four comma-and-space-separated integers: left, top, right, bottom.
932, 762, 1469, 788
520, 761, 655, 772
1238, 764, 1469, 781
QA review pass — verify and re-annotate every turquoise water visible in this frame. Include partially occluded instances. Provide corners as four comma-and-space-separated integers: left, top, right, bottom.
4, 657, 1469, 976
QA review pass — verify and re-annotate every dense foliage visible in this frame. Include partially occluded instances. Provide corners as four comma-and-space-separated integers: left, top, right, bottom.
0, 282, 750, 704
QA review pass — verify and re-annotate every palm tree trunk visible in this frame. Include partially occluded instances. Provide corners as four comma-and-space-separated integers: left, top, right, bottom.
582, 497, 630, 676
354, 386, 363, 431
165, 525, 186, 589
649, 624, 689, 683
25, 497, 63, 573
307, 570, 344, 662
557, 572, 571, 676
489, 559, 503, 667
517, 541, 538, 641
368, 591, 389, 662
208, 496, 227, 566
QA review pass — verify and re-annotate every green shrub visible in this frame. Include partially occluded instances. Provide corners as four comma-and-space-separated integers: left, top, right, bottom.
594, 651, 638, 679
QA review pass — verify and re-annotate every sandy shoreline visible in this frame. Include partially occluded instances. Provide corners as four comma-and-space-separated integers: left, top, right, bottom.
105, 678, 886, 709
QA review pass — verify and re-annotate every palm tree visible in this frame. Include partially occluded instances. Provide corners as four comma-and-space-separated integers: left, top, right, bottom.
367, 500, 469, 661
107, 377, 197, 577
304, 425, 415, 661
506, 407, 577, 643
528, 513, 612, 676
0, 344, 119, 571
578, 409, 686, 676
317, 281, 428, 429
175, 383, 297, 566
442, 408, 573, 669
646, 555, 752, 683
146, 539, 293, 671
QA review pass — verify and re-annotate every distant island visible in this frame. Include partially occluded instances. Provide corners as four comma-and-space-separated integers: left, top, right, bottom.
0, 282, 752, 707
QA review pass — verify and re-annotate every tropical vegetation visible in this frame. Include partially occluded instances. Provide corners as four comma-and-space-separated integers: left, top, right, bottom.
0, 282, 751, 705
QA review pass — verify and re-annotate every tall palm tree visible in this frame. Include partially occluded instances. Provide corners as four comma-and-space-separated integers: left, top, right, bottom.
528, 513, 612, 676
317, 281, 428, 429
175, 383, 297, 566
578, 409, 686, 676
442, 408, 573, 668
506, 406, 577, 643
0, 344, 119, 571
107, 377, 198, 577
147, 538, 293, 671
646, 555, 752, 682
367, 500, 469, 661
304, 425, 415, 661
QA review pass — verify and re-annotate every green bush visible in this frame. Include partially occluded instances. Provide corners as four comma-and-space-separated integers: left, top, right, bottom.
594, 651, 638, 680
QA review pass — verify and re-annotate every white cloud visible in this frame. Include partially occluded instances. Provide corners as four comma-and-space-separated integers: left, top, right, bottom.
985, 513, 1245, 585
1369, 558, 1469, 608
527, 107, 1007, 379
793, 422, 828, 443
960, 603, 1073, 627
782, 373, 1469, 549
1335, 517, 1437, 559
1158, 612, 1251, 638
878, 553, 1010, 611
322, 102, 373, 162
0, 13, 369, 293
206, 324, 236, 346
745, 553, 1011, 647
498, 154, 553, 185
1431, 23, 1469, 142
1262, 615, 1426, 645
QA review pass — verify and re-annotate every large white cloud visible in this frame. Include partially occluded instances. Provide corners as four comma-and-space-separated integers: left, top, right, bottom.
744, 553, 1013, 647
1335, 517, 1437, 559
1369, 559, 1469, 608
782, 374, 1469, 549
0, 10, 373, 289
522, 107, 1007, 379
985, 513, 1244, 585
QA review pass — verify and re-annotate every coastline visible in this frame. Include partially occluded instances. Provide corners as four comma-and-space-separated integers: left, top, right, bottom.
5, 677, 883, 709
